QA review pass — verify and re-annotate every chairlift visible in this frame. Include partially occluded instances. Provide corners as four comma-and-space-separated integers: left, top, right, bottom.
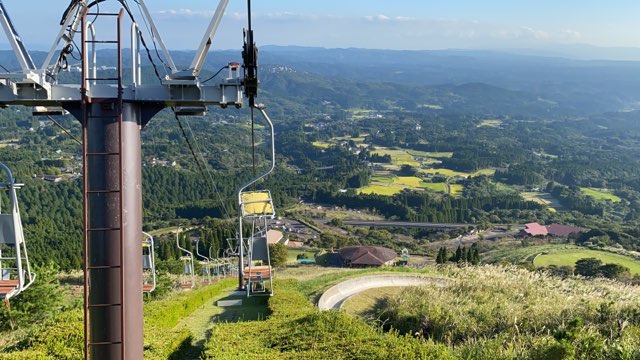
195, 239, 212, 285
0, 163, 35, 301
209, 246, 224, 281
238, 105, 276, 297
176, 229, 195, 290
142, 232, 156, 293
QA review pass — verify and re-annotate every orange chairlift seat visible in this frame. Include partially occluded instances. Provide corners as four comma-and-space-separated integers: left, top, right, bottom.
176, 229, 195, 290
142, 232, 156, 293
237, 105, 276, 297
0, 162, 35, 300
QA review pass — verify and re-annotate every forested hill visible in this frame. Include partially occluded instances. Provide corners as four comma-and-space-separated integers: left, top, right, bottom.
0, 46, 639, 115
1, 45, 640, 271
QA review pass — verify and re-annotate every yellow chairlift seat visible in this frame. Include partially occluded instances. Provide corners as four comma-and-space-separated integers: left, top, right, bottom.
240, 191, 275, 218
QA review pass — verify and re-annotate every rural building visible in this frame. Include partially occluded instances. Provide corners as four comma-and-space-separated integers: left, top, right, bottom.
338, 246, 397, 267
546, 224, 584, 237
521, 222, 584, 238
266, 229, 285, 245
522, 223, 548, 237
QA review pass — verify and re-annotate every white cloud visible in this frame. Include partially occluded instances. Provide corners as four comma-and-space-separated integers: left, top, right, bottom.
155, 8, 214, 18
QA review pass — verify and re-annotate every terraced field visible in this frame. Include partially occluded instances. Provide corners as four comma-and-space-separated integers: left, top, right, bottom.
580, 187, 622, 202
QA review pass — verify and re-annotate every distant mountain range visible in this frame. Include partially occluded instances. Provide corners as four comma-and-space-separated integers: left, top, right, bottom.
0, 45, 639, 116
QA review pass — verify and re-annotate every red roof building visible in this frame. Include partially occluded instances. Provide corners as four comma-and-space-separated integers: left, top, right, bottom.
338, 246, 397, 267
523, 223, 548, 236
546, 224, 584, 237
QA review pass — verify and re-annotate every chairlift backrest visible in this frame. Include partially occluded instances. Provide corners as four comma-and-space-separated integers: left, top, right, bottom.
142, 254, 153, 269
0, 214, 16, 245
250, 236, 269, 263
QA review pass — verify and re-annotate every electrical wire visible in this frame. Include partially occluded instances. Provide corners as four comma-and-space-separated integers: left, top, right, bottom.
47, 115, 82, 145
201, 66, 229, 84
0, 65, 9, 72
172, 110, 232, 220
250, 107, 256, 179
131, 0, 170, 76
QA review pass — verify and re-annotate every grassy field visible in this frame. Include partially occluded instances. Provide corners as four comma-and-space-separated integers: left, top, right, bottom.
371, 148, 421, 166
207, 266, 640, 359
419, 168, 469, 177
359, 184, 404, 196
406, 150, 453, 158
477, 119, 503, 127
287, 248, 321, 265
311, 141, 332, 149
420, 168, 496, 178
422, 182, 448, 192
393, 176, 424, 187
449, 184, 464, 196
535, 248, 640, 274
580, 187, 622, 202
522, 192, 563, 212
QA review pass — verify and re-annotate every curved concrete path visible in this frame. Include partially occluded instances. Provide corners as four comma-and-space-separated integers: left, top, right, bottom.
317, 274, 448, 310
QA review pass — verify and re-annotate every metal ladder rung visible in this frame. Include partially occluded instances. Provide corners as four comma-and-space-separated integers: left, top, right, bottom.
86, 190, 121, 194
87, 227, 122, 232
86, 12, 121, 16
88, 303, 122, 308
87, 265, 121, 270
85, 40, 118, 44
89, 341, 123, 346
86, 77, 120, 81
86, 152, 120, 156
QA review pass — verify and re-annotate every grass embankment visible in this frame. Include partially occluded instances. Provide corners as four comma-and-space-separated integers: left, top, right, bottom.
204, 279, 453, 360
0, 278, 236, 360
580, 187, 622, 202
535, 248, 640, 275
207, 265, 640, 359
371, 265, 640, 359
483, 243, 640, 275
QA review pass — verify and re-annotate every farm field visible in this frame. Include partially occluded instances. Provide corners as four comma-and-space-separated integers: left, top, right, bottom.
522, 192, 563, 212
358, 184, 404, 196
580, 187, 622, 202
535, 248, 640, 275
477, 119, 503, 127
360, 175, 465, 196
311, 141, 332, 149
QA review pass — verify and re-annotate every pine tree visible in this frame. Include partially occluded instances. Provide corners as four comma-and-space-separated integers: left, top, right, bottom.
436, 248, 443, 264
455, 245, 462, 263
471, 243, 480, 265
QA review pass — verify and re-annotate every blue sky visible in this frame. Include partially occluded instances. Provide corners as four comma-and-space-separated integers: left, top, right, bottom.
2, 1, 640, 51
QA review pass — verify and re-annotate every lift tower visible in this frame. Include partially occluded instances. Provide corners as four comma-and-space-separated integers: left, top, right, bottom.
0, 1, 255, 359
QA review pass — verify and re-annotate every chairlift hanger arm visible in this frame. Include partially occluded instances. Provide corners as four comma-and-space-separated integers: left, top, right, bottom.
195, 239, 210, 262
136, 0, 177, 74
0, 1, 35, 71
40, 1, 86, 77
175, 229, 194, 257
190, 0, 229, 77
237, 105, 275, 196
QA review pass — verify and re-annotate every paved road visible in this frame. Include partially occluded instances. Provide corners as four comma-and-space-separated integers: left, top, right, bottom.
343, 220, 473, 229
317, 274, 449, 310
